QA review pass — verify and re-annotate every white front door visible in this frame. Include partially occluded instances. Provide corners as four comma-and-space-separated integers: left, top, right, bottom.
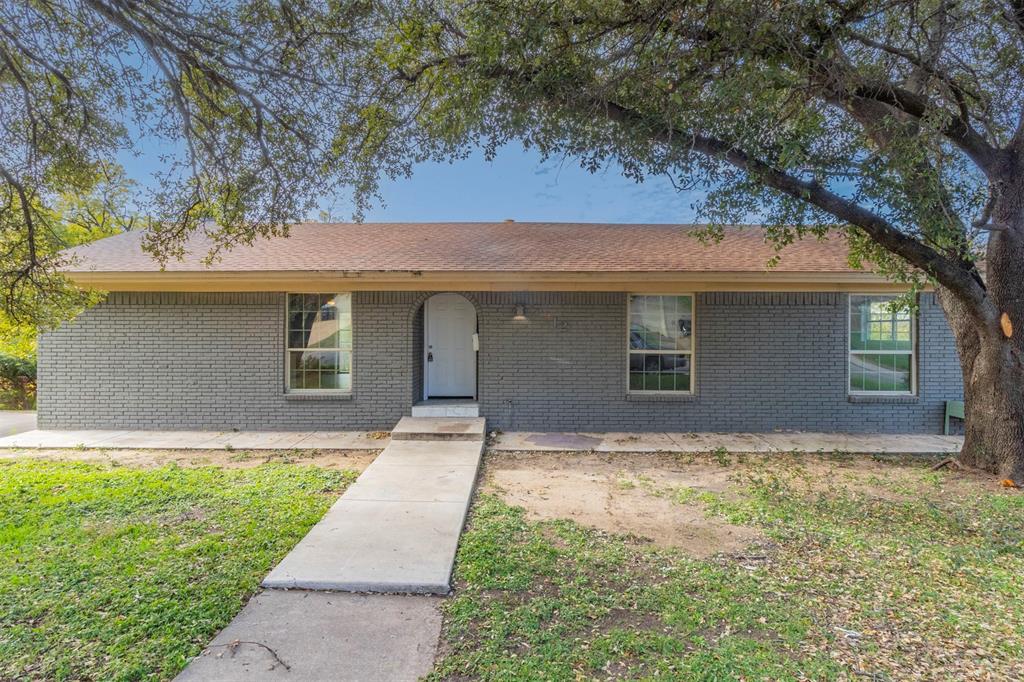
425, 293, 477, 398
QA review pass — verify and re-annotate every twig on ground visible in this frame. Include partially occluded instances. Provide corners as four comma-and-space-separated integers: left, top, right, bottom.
930, 457, 994, 478
207, 639, 291, 671
930, 457, 958, 471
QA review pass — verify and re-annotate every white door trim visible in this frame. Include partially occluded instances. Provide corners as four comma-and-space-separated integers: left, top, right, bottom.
423, 293, 477, 399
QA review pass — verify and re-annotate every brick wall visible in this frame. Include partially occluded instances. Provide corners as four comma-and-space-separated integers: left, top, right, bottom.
37, 290, 963, 433
477, 291, 962, 433
37, 292, 416, 430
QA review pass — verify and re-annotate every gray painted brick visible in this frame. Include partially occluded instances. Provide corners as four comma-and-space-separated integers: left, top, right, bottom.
37, 290, 963, 433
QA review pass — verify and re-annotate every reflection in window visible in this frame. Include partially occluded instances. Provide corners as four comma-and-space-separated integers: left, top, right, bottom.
628, 295, 693, 392
286, 293, 352, 391
849, 295, 915, 394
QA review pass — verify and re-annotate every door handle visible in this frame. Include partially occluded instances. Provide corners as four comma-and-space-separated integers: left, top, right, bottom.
427, 352, 433, 362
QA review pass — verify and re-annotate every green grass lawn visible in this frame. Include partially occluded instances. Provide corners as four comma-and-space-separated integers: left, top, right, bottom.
0, 459, 356, 681
433, 459, 1024, 680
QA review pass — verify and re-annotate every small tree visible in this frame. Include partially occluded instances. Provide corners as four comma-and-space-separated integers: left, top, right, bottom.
327, 0, 1024, 481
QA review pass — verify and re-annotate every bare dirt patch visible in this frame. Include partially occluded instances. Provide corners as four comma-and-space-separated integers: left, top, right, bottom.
481, 449, 1004, 558
483, 450, 761, 557
0, 447, 378, 472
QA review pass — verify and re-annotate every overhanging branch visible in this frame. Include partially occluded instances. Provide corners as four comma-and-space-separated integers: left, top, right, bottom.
597, 99, 995, 321
845, 81, 998, 175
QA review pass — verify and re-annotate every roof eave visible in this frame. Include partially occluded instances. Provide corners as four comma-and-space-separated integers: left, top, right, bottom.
64, 269, 911, 293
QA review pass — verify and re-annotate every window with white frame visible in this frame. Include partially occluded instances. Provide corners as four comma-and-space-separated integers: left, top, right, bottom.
286, 293, 352, 392
849, 294, 915, 394
628, 294, 693, 392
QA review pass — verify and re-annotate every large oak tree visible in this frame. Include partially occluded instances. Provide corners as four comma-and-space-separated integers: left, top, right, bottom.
329, 0, 1024, 482
2, 1, 1022, 481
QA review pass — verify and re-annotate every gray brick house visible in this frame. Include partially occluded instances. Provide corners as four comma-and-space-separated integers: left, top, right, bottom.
40, 222, 963, 433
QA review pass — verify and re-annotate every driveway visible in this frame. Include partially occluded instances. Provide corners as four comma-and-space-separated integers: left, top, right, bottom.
0, 411, 36, 437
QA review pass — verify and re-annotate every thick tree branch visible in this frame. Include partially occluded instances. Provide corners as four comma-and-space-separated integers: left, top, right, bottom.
597, 99, 995, 322
844, 80, 998, 174
654, 10, 1001, 174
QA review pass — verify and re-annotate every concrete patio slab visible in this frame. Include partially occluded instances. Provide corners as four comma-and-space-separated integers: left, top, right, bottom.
0, 429, 386, 451
492, 431, 963, 455
294, 430, 390, 449
753, 432, 856, 452
597, 431, 702, 452
174, 590, 442, 682
495, 431, 607, 451
754, 432, 962, 454
664, 432, 776, 453
97, 430, 228, 449
0, 429, 131, 449
197, 431, 315, 450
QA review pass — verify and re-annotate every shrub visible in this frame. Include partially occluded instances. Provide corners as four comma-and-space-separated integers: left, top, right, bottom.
0, 353, 36, 409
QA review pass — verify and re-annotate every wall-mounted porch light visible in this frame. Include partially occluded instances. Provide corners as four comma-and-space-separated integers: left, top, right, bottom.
512, 304, 528, 321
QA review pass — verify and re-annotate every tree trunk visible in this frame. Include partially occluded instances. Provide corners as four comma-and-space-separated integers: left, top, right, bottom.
936, 177, 1024, 483
939, 287, 1024, 482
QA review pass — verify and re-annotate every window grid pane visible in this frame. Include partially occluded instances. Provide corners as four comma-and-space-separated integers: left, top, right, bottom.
849, 295, 915, 394
629, 295, 692, 351
628, 295, 693, 393
850, 295, 913, 352
286, 293, 352, 391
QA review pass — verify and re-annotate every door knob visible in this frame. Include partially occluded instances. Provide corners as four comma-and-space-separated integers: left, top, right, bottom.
427, 352, 433, 362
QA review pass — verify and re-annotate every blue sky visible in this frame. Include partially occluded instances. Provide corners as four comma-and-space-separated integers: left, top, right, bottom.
121, 143, 708, 224
353, 146, 706, 223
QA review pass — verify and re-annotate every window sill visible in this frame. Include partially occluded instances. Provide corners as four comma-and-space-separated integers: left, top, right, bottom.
284, 392, 354, 401
847, 394, 918, 404
626, 392, 697, 402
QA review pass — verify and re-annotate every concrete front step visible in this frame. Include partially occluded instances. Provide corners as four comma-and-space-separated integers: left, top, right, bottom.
390, 416, 485, 442
411, 400, 480, 418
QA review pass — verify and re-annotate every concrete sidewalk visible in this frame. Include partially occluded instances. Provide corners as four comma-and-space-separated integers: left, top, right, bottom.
262, 423, 485, 594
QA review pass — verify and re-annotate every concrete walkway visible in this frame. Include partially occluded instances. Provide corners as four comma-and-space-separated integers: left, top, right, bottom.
176, 418, 485, 682
263, 418, 485, 593
175, 591, 442, 682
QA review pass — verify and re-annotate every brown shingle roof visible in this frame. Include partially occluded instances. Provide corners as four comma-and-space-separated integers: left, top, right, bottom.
64, 222, 855, 274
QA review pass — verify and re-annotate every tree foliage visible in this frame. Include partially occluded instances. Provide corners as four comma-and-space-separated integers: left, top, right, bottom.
334, 2, 1021, 315
0, 0, 366, 321
0, 351, 36, 409
8, 1, 1017, 319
